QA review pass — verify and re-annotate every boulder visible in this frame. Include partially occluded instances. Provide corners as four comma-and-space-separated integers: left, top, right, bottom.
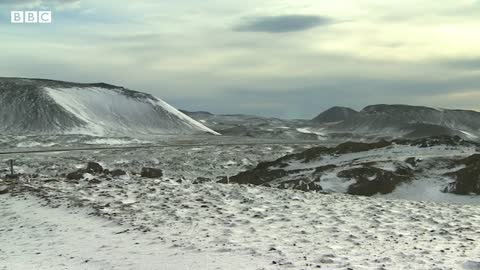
66, 169, 86, 180
193, 177, 211, 184
141, 167, 163, 178
110, 169, 127, 177
0, 185, 8, 195
86, 162, 103, 174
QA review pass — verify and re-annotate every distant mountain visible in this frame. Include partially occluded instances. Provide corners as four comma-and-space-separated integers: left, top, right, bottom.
318, 104, 480, 140
312, 106, 359, 123
182, 110, 323, 140
0, 77, 219, 136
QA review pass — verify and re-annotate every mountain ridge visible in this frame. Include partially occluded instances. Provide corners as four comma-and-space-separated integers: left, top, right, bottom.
313, 104, 480, 139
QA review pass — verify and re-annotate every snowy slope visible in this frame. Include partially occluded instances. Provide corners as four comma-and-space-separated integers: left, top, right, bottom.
0, 77, 219, 136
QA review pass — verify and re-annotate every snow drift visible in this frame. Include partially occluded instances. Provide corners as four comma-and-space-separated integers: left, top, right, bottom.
0, 77, 219, 136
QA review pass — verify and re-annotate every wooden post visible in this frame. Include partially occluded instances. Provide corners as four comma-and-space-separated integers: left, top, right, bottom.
9, 159, 14, 175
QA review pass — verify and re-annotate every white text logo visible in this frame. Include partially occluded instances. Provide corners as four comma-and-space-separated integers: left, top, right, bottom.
11, 11, 52, 24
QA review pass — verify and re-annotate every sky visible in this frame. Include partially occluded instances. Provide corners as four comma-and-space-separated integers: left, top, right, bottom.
1, 0, 480, 119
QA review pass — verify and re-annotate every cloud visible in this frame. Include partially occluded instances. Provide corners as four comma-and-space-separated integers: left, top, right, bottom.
441, 58, 480, 70
2, 0, 480, 118
0, 0, 80, 8
233, 15, 333, 33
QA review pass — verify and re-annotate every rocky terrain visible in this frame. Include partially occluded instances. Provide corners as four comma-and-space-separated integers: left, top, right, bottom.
2, 157, 480, 269
1, 136, 480, 269
225, 136, 480, 201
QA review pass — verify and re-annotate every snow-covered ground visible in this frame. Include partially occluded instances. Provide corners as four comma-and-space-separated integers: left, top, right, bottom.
1, 140, 480, 270
0, 194, 266, 270
2, 181, 480, 270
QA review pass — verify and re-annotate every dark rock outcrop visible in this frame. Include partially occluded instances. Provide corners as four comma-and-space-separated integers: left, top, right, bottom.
110, 169, 127, 177
224, 169, 289, 186
86, 162, 103, 174
66, 162, 103, 180
141, 167, 163, 178
278, 177, 323, 192
444, 154, 480, 195
334, 140, 392, 154
0, 185, 8, 195
5, 174, 19, 180
66, 169, 86, 180
338, 166, 413, 196
193, 177, 211, 184
222, 136, 478, 196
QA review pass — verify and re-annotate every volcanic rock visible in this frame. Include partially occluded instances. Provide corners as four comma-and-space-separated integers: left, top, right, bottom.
141, 167, 163, 178
86, 162, 103, 174
0, 185, 8, 195
338, 166, 413, 196
66, 169, 86, 180
110, 169, 127, 177
444, 154, 480, 195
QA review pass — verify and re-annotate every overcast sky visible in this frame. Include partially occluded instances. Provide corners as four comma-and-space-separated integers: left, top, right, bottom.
1, 0, 480, 118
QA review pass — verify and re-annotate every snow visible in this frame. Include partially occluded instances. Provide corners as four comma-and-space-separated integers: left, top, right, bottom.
460, 130, 479, 139
152, 97, 220, 135
296, 127, 325, 136
284, 144, 477, 172
44, 87, 219, 136
84, 138, 150, 145
2, 181, 480, 270
2, 140, 480, 269
16, 141, 57, 148
0, 195, 265, 270
380, 176, 480, 205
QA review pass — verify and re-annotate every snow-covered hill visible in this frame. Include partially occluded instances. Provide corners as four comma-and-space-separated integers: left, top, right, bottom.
0, 78, 219, 136
317, 104, 480, 140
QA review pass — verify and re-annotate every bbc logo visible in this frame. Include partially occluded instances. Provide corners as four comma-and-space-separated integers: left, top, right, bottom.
11, 11, 52, 24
